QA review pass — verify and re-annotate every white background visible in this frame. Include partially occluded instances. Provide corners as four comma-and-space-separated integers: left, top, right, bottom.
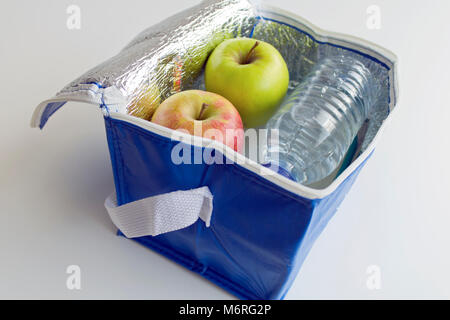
1, 0, 449, 299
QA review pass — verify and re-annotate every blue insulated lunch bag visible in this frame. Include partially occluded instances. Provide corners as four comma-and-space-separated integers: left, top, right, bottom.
31, 2, 398, 300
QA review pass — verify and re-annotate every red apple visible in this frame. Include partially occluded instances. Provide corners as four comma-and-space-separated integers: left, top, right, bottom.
151, 90, 244, 152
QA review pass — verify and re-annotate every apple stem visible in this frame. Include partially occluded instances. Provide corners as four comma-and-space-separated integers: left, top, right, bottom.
244, 41, 260, 64
198, 103, 209, 120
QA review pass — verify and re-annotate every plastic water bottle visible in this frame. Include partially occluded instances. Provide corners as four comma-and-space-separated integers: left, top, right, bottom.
262, 55, 381, 185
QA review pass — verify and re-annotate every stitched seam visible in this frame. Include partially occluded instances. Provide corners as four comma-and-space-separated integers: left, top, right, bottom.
114, 129, 127, 205
105, 119, 122, 204
109, 121, 127, 205
58, 87, 102, 96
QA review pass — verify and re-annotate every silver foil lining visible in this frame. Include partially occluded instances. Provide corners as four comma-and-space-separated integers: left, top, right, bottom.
53, 0, 391, 181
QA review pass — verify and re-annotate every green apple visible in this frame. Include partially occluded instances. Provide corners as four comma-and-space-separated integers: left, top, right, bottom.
205, 37, 289, 128
182, 31, 233, 82
127, 84, 161, 121
156, 31, 233, 99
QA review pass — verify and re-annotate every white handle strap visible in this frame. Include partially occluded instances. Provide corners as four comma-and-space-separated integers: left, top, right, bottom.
104, 187, 213, 238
